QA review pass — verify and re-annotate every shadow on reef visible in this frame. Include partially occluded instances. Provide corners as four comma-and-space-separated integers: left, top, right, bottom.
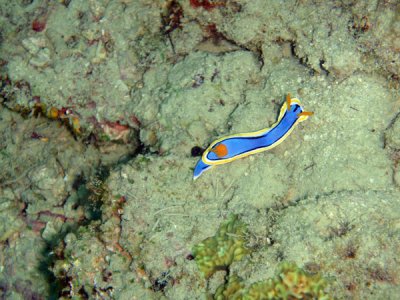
37, 166, 111, 299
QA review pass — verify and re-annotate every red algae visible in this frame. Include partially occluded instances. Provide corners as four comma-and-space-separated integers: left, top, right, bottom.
32, 19, 46, 32
189, 0, 225, 11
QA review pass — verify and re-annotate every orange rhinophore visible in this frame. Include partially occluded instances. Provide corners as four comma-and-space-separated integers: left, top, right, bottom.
297, 111, 314, 117
286, 93, 292, 109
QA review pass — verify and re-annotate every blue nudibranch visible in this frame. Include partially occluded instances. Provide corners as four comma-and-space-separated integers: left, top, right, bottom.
193, 94, 313, 180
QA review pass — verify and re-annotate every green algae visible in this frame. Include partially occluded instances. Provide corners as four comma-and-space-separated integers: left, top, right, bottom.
192, 214, 250, 279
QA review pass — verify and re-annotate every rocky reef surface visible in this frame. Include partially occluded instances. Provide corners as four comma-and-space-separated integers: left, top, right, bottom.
1, 0, 399, 299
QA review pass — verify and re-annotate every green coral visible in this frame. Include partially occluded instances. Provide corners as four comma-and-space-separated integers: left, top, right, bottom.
193, 215, 331, 299
215, 273, 245, 300
214, 262, 331, 300
246, 262, 330, 300
192, 214, 249, 279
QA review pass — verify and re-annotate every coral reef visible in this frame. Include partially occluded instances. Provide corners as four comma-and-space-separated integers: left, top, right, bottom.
385, 114, 400, 186
192, 214, 250, 279
0, 74, 139, 145
0, 229, 50, 298
385, 114, 400, 150
245, 262, 330, 300
193, 216, 331, 299
0, 75, 82, 136
183, 0, 399, 78
214, 273, 245, 299
0, 188, 24, 242
349, 1, 400, 77
214, 262, 330, 300
0, 0, 399, 299
52, 226, 111, 298
271, 191, 400, 299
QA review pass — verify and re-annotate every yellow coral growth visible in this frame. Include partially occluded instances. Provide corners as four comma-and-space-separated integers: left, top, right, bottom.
214, 273, 245, 300
192, 214, 249, 279
214, 262, 331, 300
245, 262, 331, 300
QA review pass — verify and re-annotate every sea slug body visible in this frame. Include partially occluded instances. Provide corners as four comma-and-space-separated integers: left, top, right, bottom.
193, 94, 313, 179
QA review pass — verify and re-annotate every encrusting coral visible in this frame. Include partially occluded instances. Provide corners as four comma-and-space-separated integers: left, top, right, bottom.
214, 273, 245, 300
193, 215, 331, 299
245, 262, 331, 300
192, 214, 249, 279
214, 262, 331, 300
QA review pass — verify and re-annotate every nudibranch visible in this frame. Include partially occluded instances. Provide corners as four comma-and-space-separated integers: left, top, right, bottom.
193, 94, 313, 180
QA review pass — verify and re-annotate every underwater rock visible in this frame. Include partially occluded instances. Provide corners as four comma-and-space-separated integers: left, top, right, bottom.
0, 188, 24, 242
385, 115, 400, 150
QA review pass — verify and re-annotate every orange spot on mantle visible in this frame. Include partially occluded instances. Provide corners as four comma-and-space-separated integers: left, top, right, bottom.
211, 143, 228, 157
